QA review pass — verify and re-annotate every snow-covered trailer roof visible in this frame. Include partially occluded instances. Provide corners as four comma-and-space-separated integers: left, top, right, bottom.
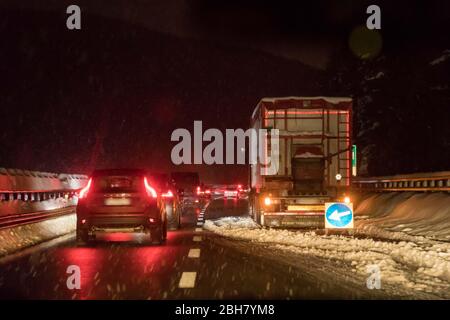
251, 96, 352, 121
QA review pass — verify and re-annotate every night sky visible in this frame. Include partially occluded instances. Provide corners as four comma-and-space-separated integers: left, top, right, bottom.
1, 1, 449, 182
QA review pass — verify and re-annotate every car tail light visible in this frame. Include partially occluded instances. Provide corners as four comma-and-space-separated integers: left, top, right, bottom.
196, 186, 201, 195
79, 178, 92, 199
162, 190, 174, 198
205, 190, 211, 194
148, 218, 156, 223
144, 177, 157, 198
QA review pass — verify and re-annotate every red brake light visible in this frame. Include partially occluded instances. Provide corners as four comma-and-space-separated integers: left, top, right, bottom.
196, 186, 201, 195
162, 190, 174, 198
144, 177, 157, 198
205, 190, 211, 194
79, 178, 92, 199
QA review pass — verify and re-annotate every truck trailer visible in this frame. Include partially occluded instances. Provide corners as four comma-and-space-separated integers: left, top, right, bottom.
249, 96, 353, 228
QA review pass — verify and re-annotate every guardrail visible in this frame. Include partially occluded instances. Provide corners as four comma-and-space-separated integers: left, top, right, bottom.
0, 168, 88, 203
353, 171, 450, 192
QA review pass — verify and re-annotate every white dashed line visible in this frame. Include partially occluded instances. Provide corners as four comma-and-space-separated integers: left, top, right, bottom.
188, 248, 201, 258
193, 235, 202, 242
195, 227, 203, 232
197, 222, 203, 226
178, 272, 197, 288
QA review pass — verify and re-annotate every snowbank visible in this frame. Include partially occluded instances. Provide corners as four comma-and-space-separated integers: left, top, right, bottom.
355, 192, 450, 241
204, 217, 450, 297
0, 214, 76, 258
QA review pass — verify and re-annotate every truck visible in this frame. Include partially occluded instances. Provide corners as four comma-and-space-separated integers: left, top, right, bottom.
248, 96, 353, 228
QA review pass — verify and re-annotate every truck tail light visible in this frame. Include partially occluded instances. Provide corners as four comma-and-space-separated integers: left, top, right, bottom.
79, 178, 92, 199
264, 197, 272, 206
162, 190, 174, 198
144, 177, 157, 198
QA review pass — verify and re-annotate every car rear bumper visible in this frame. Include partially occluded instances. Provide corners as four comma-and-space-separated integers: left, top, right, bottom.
77, 207, 161, 234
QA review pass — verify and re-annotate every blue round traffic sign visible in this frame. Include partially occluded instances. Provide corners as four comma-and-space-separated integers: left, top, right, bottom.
325, 203, 353, 227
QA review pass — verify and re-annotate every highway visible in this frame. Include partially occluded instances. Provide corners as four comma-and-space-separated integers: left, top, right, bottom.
1, 197, 444, 300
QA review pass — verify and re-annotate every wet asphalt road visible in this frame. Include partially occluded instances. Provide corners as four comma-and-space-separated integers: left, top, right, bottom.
0, 197, 419, 299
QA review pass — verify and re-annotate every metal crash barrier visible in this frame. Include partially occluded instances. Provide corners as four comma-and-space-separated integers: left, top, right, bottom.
0, 168, 88, 203
353, 171, 450, 192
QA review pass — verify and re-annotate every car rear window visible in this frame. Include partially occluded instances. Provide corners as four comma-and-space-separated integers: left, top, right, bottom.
147, 174, 169, 190
92, 175, 142, 193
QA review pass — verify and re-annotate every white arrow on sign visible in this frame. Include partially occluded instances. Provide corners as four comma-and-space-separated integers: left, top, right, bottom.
328, 210, 351, 222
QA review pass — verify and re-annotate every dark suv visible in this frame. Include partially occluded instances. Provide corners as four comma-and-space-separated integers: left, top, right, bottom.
76, 169, 167, 245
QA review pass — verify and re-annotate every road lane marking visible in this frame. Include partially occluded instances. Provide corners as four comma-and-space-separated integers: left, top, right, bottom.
197, 222, 203, 226
195, 227, 202, 232
188, 248, 201, 258
193, 236, 202, 242
178, 272, 197, 288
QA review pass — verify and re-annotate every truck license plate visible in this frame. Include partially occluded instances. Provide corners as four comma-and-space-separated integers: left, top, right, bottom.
287, 205, 324, 211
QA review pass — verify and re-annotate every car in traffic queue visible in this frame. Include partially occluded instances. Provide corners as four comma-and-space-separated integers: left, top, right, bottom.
147, 172, 182, 230
170, 171, 202, 213
76, 169, 167, 245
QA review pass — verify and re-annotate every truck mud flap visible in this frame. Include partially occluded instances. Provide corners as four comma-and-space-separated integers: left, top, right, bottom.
262, 214, 325, 228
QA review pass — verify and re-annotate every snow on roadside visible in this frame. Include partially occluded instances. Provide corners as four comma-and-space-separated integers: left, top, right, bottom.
0, 214, 76, 258
355, 192, 450, 241
204, 217, 450, 297
429, 49, 450, 66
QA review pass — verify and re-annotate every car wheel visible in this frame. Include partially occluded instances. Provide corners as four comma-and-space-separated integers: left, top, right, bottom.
151, 226, 164, 245
76, 229, 90, 245
167, 206, 180, 230
163, 220, 168, 240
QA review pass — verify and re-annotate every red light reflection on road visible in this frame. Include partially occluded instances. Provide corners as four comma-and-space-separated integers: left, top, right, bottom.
57, 246, 104, 299
55, 231, 182, 299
